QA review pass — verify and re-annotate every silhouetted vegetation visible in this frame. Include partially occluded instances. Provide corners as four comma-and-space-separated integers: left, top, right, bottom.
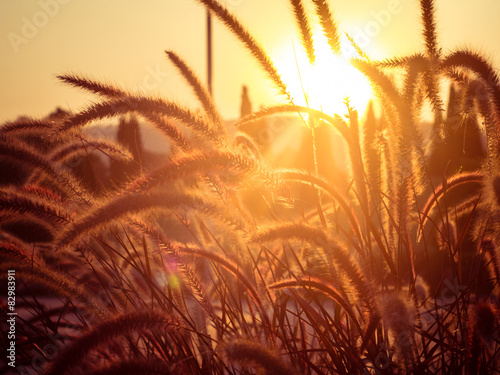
0, 0, 499, 374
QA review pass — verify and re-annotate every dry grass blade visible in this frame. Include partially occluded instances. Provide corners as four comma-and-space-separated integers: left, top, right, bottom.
174, 242, 269, 326
423, 67, 445, 117
19, 185, 65, 205
441, 50, 500, 118
277, 169, 363, 243
57, 74, 128, 99
165, 51, 224, 130
124, 149, 259, 194
196, 0, 290, 100
236, 104, 351, 143
420, 0, 439, 58
416, 1, 446, 123
481, 239, 500, 284
130, 219, 219, 321
344, 32, 369, 60
0, 136, 92, 205
290, 0, 316, 64
60, 96, 222, 145
140, 112, 191, 151
402, 54, 444, 116
49, 137, 133, 164
41, 311, 181, 375
374, 54, 425, 69
251, 223, 378, 315
351, 59, 402, 109
0, 233, 36, 261
225, 339, 298, 375
311, 0, 341, 54
0, 118, 53, 136
55, 192, 206, 250
418, 171, 484, 240
57, 75, 193, 149
269, 276, 361, 333
0, 187, 72, 225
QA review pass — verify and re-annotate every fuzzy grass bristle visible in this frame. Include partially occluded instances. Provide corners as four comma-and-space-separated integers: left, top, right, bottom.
311, 0, 341, 54
290, 0, 316, 65
196, 0, 290, 101
225, 339, 298, 375
469, 302, 498, 346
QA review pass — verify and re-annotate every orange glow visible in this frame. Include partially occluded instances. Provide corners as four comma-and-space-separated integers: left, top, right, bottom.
274, 30, 373, 118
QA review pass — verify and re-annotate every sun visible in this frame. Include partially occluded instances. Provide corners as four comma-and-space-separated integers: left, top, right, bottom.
274, 30, 373, 117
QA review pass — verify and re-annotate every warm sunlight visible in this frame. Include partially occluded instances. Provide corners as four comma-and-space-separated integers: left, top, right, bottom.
3, 1, 500, 373
275, 30, 373, 117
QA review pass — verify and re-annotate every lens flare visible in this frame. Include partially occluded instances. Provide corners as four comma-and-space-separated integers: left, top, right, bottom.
274, 31, 373, 117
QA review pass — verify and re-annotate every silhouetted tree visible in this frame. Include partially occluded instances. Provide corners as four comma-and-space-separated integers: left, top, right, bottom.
111, 115, 143, 185
116, 115, 142, 161
240, 85, 252, 118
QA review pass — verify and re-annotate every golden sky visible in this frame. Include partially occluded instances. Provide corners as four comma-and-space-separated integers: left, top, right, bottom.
1, 0, 499, 122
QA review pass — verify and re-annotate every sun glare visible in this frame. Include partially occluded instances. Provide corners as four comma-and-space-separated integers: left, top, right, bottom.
275, 31, 373, 117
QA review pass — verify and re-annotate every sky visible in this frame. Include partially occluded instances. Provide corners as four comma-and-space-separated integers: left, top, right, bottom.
1, 0, 500, 123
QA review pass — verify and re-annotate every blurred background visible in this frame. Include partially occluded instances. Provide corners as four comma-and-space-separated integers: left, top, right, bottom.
1, 0, 499, 123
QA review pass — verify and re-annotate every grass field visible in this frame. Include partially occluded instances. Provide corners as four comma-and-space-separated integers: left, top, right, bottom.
1, 0, 499, 374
